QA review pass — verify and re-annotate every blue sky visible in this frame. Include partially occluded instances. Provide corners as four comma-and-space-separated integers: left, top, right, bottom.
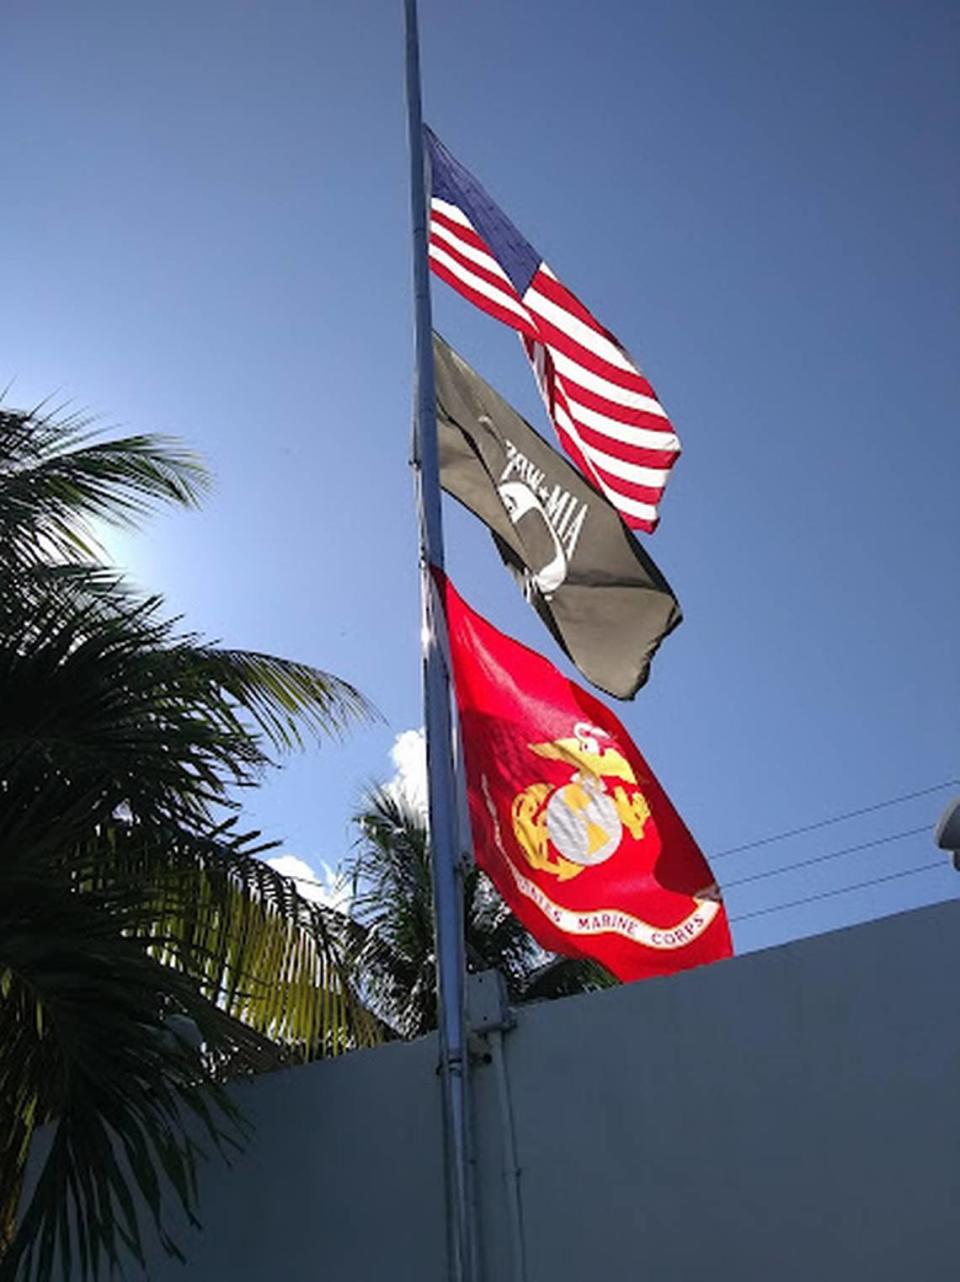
3, 0, 957, 956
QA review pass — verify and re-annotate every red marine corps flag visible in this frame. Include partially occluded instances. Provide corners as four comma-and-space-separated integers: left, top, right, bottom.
441, 575, 732, 981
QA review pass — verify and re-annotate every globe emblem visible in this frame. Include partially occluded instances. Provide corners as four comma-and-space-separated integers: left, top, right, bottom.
545, 779, 622, 867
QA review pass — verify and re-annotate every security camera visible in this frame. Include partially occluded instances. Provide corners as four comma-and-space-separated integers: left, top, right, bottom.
934, 798, 960, 871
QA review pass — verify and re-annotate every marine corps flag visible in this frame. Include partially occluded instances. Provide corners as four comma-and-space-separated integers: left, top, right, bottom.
435, 335, 681, 700
441, 575, 732, 982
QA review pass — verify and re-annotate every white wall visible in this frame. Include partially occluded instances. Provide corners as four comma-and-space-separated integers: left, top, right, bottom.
138, 900, 959, 1281
478, 899, 959, 1281
139, 1034, 448, 1280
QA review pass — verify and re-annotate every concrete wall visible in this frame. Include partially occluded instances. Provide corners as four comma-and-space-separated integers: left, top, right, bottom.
141, 901, 959, 1281
139, 1033, 448, 1281
477, 899, 960, 1282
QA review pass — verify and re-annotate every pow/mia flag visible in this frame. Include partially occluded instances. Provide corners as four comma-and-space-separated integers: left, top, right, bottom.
435, 334, 681, 700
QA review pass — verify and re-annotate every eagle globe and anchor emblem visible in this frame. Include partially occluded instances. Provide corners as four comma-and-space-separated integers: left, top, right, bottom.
510, 722, 652, 881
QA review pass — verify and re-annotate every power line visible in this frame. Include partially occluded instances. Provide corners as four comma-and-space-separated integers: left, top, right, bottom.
729, 860, 948, 923
273, 783, 959, 925
712, 780, 957, 861
721, 825, 931, 889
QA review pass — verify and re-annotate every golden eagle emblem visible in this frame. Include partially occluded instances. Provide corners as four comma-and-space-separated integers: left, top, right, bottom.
511, 722, 650, 881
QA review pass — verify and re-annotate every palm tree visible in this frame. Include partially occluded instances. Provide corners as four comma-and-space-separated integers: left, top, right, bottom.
0, 405, 379, 1282
345, 785, 615, 1040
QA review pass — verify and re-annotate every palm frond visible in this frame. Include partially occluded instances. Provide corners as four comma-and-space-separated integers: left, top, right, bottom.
519, 956, 616, 1002
345, 788, 438, 1037
344, 783, 617, 1038
0, 809, 380, 1282
0, 396, 379, 1279
165, 647, 375, 753
0, 589, 373, 834
112, 820, 381, 1056
0, 864, 246, 1282
0, 407, 208, 569
0, 593, 252, 832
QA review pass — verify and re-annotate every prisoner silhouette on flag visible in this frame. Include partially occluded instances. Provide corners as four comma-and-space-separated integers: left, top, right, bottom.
435, 333, 681, 700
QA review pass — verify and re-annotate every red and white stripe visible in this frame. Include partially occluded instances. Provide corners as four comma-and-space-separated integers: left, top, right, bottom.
428, 199, 680, 533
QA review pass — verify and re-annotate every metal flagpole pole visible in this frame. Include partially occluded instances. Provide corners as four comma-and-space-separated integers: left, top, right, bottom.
403, 3, 476, 1280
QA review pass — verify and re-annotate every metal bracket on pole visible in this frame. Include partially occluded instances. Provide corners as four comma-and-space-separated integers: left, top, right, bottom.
466, 971, 526, 1282
466, 969, 515, 1039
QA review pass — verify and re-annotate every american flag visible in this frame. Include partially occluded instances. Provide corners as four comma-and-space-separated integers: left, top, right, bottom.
425, 126, 680, 534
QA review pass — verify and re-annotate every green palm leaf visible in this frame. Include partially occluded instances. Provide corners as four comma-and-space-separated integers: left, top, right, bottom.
1, 771, 378, 1282
0, 851, 256, 1282
345, 785, 616, 1040
0, 407, 208, 568
0, 586, 373, 828
0, 403, 379, 1280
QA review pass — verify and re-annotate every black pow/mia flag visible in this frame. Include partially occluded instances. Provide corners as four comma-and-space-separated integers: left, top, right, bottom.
435, 333, 681, 700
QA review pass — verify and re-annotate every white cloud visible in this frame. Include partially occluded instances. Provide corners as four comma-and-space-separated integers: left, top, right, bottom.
385, 727, 428, 819
264, 729, 429, 911
266, 854, 352, 913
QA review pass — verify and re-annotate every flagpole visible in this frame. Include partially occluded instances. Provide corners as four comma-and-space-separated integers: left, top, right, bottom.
403, 3, 476, 1280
